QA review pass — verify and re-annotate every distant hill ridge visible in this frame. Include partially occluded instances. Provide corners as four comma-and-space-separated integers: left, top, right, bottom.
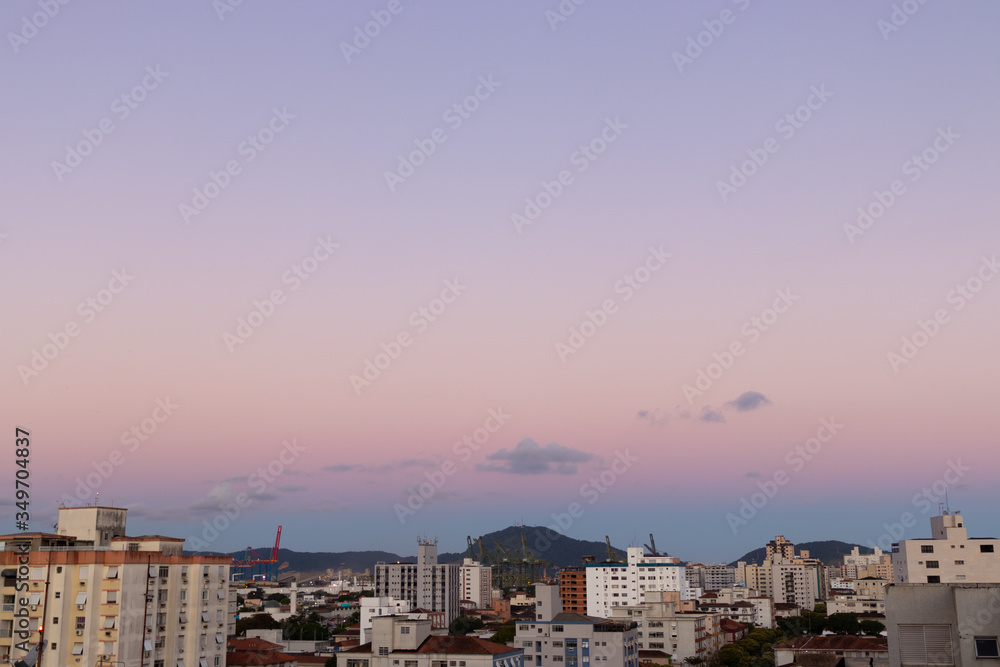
188, 528, 871, 576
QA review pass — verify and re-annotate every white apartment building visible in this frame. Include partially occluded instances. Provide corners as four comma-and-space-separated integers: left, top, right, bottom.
0, 506, 231, 667
826, 594, 886, 616
374, 541, 460, 625
697, 587, 774, 629
516, 586, 639, 667
586, 548, 699, 619
460, 559, 492, 608
345, 616, 523, 667
893, 512, 1000, 584
359, 597, 418, 644
608, 591, 723, 661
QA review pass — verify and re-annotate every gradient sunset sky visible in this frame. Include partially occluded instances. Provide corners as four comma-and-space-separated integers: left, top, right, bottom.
2, 1, 999, 564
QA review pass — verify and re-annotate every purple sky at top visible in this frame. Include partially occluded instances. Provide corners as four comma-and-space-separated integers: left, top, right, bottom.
2, 1, 999, 563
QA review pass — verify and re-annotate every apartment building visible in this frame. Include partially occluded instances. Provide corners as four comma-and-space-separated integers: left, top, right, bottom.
515, 586, 638, 667
345, 616, 522, 667
586, 548, 699, 619
0, 506, 231, 667
696, 587, 774, 630
885, 583, 1000, 667
558, 568, 587, 615
359, 597, 417, 644
743, 537, 824, 610
374, 541, 460, 625
893, 512, 1000, 584
842, 547, 886, 580
607, 591, 723, 662
460, 560, 493, 608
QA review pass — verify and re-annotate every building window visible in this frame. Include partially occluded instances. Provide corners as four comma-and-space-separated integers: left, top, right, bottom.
405, 662, 418, 667
76, 617, 86, 630
379, 648, 389, 656
926, 561, 939, 569
107, 591, 118, 604
401, 627, 410, 635
982, 545, 995, 554
921, 545, 934, 553
553, 626, 564, 632
975, 638, 1000, 658
159, 566, 169, 578
927, 576, 941, 583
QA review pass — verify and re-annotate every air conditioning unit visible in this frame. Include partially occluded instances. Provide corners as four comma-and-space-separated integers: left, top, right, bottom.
78, 605, 85, 610
30, 606, 36, 611
76, 630, 83, 636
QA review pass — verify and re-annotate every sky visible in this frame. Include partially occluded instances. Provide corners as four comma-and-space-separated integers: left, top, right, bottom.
2, 1, 999, 565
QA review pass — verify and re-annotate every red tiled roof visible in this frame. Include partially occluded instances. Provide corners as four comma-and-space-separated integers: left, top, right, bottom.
227, 650, 296, 666
416, 636, 516, 655
774, 636, 888, 652
229, 639, 284, 651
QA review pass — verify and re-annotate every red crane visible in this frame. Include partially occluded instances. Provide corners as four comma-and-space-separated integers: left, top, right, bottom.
232, 526, 282, 581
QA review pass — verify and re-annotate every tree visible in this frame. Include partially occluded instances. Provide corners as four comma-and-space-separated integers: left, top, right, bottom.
825, 613, 861, 635
449, 616, 485, 636
235, 613, 281, 636
490, 623, 515, 645
284, 612, 331, 641
325, 657, 337, 667
267, 593, 291, 604
813, 603, 827, 615
860, 619, 885, 636
718, 644, 750, 667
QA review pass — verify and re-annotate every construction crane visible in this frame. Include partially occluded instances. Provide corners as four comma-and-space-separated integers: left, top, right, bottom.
521, 530, 532, 561
232, 526, 282, 582
467, 536, 475, 557
605, 535, 616, 562
476, 537, 489, 564
644, 533, 661, 556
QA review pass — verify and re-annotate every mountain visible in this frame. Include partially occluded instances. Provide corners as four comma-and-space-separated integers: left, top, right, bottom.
440, 525, 628, 567
189, 525, 629, 577
730, 540, 873, 567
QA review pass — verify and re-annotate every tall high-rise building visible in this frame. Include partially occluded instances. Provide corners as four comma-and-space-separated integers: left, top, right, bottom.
374, 540, 460, 624
558, 566, 587, 614
0, 506, 232, 667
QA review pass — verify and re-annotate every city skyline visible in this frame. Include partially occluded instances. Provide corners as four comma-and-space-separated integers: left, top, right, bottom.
2, 2, 999, 564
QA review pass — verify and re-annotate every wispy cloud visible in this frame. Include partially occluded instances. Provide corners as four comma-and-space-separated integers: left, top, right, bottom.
725, 391, 772, 412
636, 409, 669, 426
476, 438, 593, 475
699, 407, 726, 423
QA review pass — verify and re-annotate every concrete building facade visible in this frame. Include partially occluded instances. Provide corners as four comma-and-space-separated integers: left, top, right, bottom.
586, 549, 699, 619
0, 507, 231, 667
374, 541, 460, 625
893, 512, 1000, 585
516, 586, 639, 667
460, 560, 493, 608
